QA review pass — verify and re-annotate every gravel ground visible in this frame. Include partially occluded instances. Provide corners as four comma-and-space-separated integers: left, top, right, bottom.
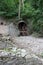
13, 36, 43, 55
0, 34, 43, 65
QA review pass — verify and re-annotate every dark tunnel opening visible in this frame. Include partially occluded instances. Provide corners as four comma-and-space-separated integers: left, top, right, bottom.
18, 21, 28, 36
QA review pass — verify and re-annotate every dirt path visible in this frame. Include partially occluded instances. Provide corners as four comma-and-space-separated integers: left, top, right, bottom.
13, 36, 43, 55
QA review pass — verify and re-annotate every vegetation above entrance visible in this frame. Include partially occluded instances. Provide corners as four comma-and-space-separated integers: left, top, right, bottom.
0, 0, 43, 36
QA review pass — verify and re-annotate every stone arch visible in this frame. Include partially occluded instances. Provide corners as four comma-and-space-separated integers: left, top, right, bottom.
18, 21, 27, 31
18, 20, 28, 36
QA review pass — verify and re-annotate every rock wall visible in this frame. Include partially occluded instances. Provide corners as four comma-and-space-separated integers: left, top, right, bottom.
0, 23, 19, 37
8, 23, 19, 37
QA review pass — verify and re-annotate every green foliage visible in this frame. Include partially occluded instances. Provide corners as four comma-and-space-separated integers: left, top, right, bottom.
0, 0, 18, 17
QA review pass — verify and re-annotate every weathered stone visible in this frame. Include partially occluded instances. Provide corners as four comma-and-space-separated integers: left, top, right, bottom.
25, 58, 43, 65
0, 25, 9, 36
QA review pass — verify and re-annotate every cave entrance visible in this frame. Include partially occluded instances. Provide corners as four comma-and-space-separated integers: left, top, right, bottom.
18, 20, 28, 36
